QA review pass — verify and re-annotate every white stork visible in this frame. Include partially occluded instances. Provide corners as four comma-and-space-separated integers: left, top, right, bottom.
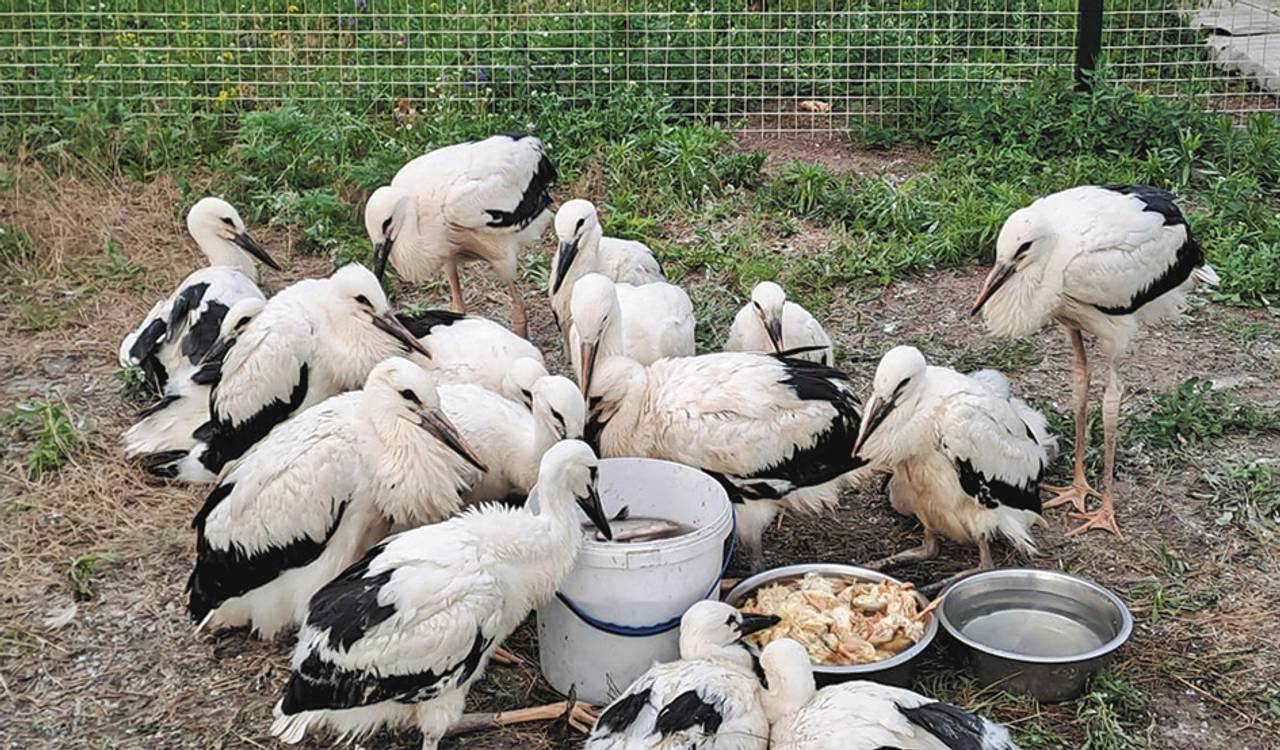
501, 356, 551, 408
971, 184, 1219, 538
726, 281, 833, 365
123, 297, 263, 471
396, 309, 545, 394
759, 638, 1022, 750
161, 264, 430, 482
576, 301, 866, 569
119, 196, 280, 394
269, 440, 611, 749
363, 133, 556, 337
440, 374, 585, 504
568, 272, 694, 378
586, 600, 778, 750
187, 358, 486, 639
549, 198, 663, 336
852, 346, 1054, 585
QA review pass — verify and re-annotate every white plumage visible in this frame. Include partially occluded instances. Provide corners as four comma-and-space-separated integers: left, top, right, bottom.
397, 309, 546, 394
586, 601, 777, 750
364, 133, 556, 337
725, 281, 833, 365
164, 264, 430, 482
971, 184, 1218, 538
440, 374, 585, 504
501, 356, 551, 408
853, 346, 1052, 576
186, 358, 487, 639
269, 439, 612, 750
119, 197, 280, 395
549, 198, 663, 336
569, 273, 695, 376
760, 638, 1021, 750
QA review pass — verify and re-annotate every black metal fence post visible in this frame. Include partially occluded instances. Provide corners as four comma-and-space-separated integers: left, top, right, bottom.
1075, 0, 1105, 91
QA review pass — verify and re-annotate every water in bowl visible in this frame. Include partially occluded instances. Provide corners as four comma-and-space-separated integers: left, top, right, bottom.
961, 602, 1107, 658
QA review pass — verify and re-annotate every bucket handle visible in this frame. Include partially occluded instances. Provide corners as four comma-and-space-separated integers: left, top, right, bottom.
554, 506, 738, 637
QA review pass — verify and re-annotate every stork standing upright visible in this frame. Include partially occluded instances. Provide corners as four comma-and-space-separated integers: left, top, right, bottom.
363, 133, 556, 337
726, 281, 834, 365
971, 185, 1219, 538
569, 273, 695, 376
549, 198, 663, 337
586, 600, 778, 750
186, 358, 486, 639
269, 440, 611, 750
759, 638, 1022, 750
119, 197, 280, 394
852, 346, 1054, 584
163, 264, 430, 482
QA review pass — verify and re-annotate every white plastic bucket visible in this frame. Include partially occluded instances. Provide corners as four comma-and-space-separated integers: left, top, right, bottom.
530, 457, 734, 705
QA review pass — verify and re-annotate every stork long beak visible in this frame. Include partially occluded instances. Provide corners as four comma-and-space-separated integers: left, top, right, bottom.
759, 310, 784, 353
372, 238, 393, 281
738, 613, 782, 639
970, 262, 1015, 316
232, 231, 282, 271
852, 394, 894, 458
576, 478, 613, 541
551, 238, 579, 295
578, 340, 599, 398
418, 408, 488, 473
372, 311, 431, 359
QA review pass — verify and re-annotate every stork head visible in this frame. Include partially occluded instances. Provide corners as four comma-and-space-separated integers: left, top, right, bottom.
749, 281, 787, 353
536, 439, 611, 540
551, 199, 602, 294
501, 356, 550, 408
531, 375, 586, 441
678, 600, 780, 667
854, 345, 927, 457
972, 206, 1051, 316
218, 297, 265, 341
569, 273, 622, 397
758, 638, 818, 723
364, 186, 415, 281
186, 197, 280, 278
329, 264, 431, 359
363, 357, 487, 473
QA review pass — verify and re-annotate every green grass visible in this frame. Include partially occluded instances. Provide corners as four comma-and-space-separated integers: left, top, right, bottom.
113, 366, 150, 403
66, 551, 123, 600
1, 399, 82, 477
1076, 672, 1148, 750
1204, 457, 1280, 537
1127, 377, 1278, 455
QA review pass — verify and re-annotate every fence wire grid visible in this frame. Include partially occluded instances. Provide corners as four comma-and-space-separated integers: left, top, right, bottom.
2, 0, 1278, 131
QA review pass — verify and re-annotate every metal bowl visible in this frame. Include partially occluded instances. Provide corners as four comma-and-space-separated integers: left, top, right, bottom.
722, 563, 938, 687
937, 568, 1133, 702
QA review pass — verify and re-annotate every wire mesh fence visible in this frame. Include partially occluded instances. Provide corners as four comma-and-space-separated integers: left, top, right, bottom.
2, 0, 1278, 131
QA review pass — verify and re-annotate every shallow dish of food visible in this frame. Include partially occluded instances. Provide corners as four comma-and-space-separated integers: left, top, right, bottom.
722, 563, 938, 687
937, 568, 1133, 702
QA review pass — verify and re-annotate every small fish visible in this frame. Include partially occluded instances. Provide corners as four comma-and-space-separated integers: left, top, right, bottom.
582, 505, 690, 543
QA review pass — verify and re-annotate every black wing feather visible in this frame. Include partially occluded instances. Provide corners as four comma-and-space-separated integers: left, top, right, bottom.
202, 363, 310, 475
485, 149, 556, 230
1095, 185, 1205, 316
898, 701, 994, 750
596, 687, 652, 735
180, 299, 228, 365
653, 690, 723, 738
306, 542, 397, 652
395, 310, 467, 338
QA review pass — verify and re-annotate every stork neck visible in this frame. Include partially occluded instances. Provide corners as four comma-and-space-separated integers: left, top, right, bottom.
762, 669, 815, 726
198, 235, 258, 280
368, 410, 467, 525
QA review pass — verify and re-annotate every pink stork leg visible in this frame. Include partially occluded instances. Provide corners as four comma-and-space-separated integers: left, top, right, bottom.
1043, 327, 1101, 514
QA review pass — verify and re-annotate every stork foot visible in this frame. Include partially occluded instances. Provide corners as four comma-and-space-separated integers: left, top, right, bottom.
919, 568, 983, 598
863, 531, 939, 571
1066, 499, 1124, 540
1042, 481, 1099, 513
491, 646, 527, 666
501, 700, 597, 732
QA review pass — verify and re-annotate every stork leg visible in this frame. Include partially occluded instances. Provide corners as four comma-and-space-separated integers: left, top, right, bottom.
507, 279, 528, 339
446, 262, 466, 313
1067, 358, 1124, 539
864, 529, 939, 570
1043, 328, 1101, 513
491, 646, 527, 666
919, 538, 994, 597
446, 701, 598, 737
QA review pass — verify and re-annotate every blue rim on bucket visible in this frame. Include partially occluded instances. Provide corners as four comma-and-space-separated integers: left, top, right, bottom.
554, 506, 738, 637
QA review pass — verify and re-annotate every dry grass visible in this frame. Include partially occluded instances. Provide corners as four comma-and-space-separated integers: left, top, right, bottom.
1, 167, 1279, 749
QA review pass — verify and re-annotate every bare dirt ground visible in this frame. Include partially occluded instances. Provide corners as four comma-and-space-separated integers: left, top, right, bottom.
2, 158, 1279, 749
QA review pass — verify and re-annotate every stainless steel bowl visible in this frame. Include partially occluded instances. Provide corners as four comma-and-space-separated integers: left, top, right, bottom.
722, 563, 938, 687
937, 568, 1133, 702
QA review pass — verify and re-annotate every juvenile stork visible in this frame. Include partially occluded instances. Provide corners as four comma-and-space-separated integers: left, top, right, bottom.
397, 309, 545, 395
501, 356, 551, 408
852, 346, 1054, 585
549, 198, 663, 336
971, 185, 1219, 538
119, 197, 280, 394
166, 264, 429, 482
726, 281, 833, 365
586, 600, 778, 750
187, 358, 486, 639
364, 133, 556, 337
269, 440, 611, 749
440, 375, 586, 504
759, 638, 1022, 750
569, 273, 694, 377
576, 297, 866, 569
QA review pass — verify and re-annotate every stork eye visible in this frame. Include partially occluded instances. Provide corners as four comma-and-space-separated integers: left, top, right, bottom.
725, 613, 738, 627
220, 217, 236, 227
399, 389, 422, 405
893, 377, 911, 394
575, 218, 585, 232
355, 294, 372, 307
381, 217, 393, 232
1015, 240, 1033, 256
751, 301, 761, 311
235, 316, 253, 329
550, 408, 566, 430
